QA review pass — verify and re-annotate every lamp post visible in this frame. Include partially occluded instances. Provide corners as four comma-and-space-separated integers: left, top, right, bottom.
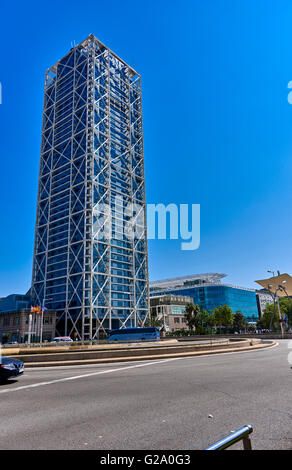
40, 299, 45, 345
40, 296, 53, 344
276, 288, 284, 340
267, 270, 277, 332
267, 285, 284, 338
28, 313, 33, 345
278, 281, 290, 332
266, 270, 284, 339
255, 271, 292, 339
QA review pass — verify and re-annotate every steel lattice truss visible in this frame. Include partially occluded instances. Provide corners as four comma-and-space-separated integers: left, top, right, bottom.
31, 34, 149, 340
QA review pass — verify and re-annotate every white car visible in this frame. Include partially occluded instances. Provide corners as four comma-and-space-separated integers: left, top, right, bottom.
50, 336, 73, 343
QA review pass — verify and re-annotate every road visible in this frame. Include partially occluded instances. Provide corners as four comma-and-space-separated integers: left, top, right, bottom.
0, 340, 291, 450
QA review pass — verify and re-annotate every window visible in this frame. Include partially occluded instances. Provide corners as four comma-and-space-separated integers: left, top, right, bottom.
172, 306, 186, 315
174, 318, 180, 324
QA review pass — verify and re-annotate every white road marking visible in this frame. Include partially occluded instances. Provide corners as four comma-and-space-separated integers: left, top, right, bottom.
0, 342, 278, 395
0, 358, 180, 394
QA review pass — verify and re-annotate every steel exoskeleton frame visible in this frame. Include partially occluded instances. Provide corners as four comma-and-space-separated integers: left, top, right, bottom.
31, 34, 149, 340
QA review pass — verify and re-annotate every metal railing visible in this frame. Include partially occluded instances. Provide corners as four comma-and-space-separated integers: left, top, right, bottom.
205, 425, 253, 450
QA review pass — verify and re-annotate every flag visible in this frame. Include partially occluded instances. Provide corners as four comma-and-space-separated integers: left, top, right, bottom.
31, 306, 41, 313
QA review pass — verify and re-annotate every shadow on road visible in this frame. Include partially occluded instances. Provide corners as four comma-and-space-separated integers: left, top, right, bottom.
0, 379, 19, 387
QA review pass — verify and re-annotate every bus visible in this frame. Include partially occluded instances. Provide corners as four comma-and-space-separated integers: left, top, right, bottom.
107, 327, 160, 342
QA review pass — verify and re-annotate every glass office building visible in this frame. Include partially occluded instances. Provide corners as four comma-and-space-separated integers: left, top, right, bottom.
150, 274, 259, 322
0, 294, 31, 313
32, 35, 149, 340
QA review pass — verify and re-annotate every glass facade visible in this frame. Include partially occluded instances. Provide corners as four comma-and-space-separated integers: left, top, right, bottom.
171, 305, 187, 315
32, 35, 149, 340
150, 284, 259, 322
0, 294, 31, 313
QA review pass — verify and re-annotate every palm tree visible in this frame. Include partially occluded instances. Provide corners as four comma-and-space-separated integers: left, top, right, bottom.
184, 303, 200, 332
145, 310, 163, 328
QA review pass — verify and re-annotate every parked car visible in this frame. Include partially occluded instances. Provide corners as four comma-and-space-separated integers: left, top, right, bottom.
0, 357, 24, 381
50, 336, 73, 343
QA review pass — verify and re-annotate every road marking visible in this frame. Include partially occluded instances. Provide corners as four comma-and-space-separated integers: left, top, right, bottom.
0, 342, 279, 395
0, 358, 180, 394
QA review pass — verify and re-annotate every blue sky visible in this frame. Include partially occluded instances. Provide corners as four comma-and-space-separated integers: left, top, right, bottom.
1, 0, 292, 296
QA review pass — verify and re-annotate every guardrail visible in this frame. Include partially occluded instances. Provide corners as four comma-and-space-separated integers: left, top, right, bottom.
205, 425, 253, 450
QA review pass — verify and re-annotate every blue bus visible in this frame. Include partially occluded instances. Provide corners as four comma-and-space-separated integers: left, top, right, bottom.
107, 327, 160, 342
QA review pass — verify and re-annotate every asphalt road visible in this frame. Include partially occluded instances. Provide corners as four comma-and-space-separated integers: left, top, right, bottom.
0, 340, 291, 450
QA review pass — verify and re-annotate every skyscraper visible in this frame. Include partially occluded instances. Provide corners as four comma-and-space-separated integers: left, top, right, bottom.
32, 34, 149, 340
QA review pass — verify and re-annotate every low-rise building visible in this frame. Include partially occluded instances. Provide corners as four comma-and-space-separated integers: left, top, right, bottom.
150, 294, 192, 332
0, 294, 56, 343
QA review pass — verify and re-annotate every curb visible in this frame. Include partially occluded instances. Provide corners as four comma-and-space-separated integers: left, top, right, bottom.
24, 340, 276, 368
6, 340, 232, 363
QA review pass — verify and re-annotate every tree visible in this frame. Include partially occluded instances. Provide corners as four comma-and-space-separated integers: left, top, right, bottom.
148, 317, 163, 328
261, 297, 292, 331
212, 305, 234, 333
145, 310, 163, 328
3, 330, 13, 344
184, 303, 200, 332
261, 303, 280, 330
195, 309, 213, 329
278, 297, 292, 328
233, 311, 246, 333
246, 323, 257, 333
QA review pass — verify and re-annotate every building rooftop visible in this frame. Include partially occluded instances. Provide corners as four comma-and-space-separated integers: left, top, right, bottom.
150, 294, 193, 301
150, 273, 227, 289
46, 33, 139, 82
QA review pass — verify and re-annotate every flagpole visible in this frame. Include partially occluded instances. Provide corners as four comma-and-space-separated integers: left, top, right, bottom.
40, 299, 44, 345
28, 313, 32, 345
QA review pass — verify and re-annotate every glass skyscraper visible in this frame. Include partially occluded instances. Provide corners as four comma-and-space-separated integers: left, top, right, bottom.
32, 34, 149, 340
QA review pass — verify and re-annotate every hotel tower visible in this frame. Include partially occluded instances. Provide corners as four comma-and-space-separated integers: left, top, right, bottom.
32, 34, 149, 340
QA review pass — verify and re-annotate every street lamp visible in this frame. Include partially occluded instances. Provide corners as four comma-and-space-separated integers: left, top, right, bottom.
255, 271, 292, 338
40, 296, 53, 344
266, 271, 277, 333
267, 270, 285, 337
266, 273, 284, 339
278, 281, 290, 331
